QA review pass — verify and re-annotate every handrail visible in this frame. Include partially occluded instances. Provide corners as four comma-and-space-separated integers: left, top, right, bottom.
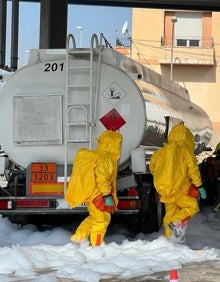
100, 33, 113, 49
64, 33, 76, 193
66, 34, 76, 50
90, 33, 99, 49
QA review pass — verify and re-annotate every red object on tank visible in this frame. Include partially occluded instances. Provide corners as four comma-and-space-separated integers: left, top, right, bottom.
169, 270, 178, 281
100, 108, 126, 131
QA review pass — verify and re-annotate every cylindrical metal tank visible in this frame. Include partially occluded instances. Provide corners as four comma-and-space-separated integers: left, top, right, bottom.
0, 47, 212, 169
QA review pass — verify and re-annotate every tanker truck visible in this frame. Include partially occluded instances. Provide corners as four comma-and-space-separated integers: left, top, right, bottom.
0, 33, 212, 233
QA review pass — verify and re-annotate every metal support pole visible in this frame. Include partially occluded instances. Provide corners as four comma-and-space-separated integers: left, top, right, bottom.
76, 26, 83, 48
170, 16, 177, 81
0, 0, 7, 68
10, 0, 19, 70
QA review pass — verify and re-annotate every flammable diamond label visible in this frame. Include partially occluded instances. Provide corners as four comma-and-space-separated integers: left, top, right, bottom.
102, 82, 127, 106
99, 108, 126, 131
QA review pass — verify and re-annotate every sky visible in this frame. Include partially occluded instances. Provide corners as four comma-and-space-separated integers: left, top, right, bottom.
4, 2, 132, 67
0, 205, 220, 281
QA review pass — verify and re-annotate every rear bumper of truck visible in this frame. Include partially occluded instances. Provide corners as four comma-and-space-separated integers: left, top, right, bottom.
0, 196, 141, 215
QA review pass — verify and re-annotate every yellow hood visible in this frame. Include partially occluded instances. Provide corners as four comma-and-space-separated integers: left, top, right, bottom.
168, 124, 195, 151
96, 130, 122, 159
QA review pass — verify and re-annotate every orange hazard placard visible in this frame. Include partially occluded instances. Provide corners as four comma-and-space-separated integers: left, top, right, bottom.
99, 108, 126, 131
31, 163, 57, 182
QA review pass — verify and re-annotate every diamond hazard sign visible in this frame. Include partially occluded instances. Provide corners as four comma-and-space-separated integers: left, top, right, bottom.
100, 108, 126, 131
102, 82, 127, 106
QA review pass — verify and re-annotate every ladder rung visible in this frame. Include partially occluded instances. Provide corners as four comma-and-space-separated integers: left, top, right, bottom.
67, 122, 87, 125
66, 139, 89, 143
67, 84, 91, 88
67, 103, 90, 106
69, 50, 91, 55
68, 66, 91, 70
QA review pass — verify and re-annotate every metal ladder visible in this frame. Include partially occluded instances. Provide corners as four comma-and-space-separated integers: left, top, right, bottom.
64, 33, 101, 191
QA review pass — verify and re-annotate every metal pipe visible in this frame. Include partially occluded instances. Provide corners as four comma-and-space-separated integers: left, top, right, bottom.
170, 16, 177, 80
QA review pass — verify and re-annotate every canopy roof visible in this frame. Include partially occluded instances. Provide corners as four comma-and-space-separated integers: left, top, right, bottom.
20, 0, 220, 12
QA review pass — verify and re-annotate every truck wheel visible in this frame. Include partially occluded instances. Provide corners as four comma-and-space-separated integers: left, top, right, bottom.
7, 214, 31, 225
149, 199, 164, 232
137, 200, 164, 234
137, 178, 165, 234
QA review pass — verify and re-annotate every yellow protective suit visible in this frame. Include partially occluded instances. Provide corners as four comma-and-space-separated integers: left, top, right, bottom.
149, 124, 202, 238
65, 130, 122, 246
214, 142, 220, 155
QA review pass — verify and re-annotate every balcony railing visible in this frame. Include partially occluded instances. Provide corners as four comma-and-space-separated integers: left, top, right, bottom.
160, 36, 214, 65
161, 36, 214, 48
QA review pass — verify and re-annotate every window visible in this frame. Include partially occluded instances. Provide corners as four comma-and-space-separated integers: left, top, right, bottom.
175, 12, 202, 47
163, 11, 212, 47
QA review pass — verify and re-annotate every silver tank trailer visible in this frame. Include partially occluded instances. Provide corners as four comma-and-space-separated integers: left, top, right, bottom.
0, 36, 212, 170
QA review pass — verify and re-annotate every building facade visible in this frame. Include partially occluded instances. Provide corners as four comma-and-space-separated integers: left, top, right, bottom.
122, 8, 220, 147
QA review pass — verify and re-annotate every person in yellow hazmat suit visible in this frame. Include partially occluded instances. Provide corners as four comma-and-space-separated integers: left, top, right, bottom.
149, 124, 206, 244
65, 130, 123, 247
214, 142, 220, 155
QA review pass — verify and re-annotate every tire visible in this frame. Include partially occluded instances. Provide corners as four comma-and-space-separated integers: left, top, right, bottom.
137, 195, 164, 234
135, 174, 165, 234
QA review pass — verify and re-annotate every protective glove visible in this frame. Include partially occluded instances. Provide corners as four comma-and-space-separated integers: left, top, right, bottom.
93, 194, 117, 213
93, 195, 105, 210
103, 194, 114, 206
187, 184, 199, 198
198, 187, 207, 199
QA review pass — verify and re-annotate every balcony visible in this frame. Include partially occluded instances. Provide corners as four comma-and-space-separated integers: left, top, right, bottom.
159, 36, 214, 65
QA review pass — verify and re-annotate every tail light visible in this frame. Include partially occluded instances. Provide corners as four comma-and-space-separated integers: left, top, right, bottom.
15, 199, 50, 208
118, 199, 141, 210
0, 200, 13, 209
